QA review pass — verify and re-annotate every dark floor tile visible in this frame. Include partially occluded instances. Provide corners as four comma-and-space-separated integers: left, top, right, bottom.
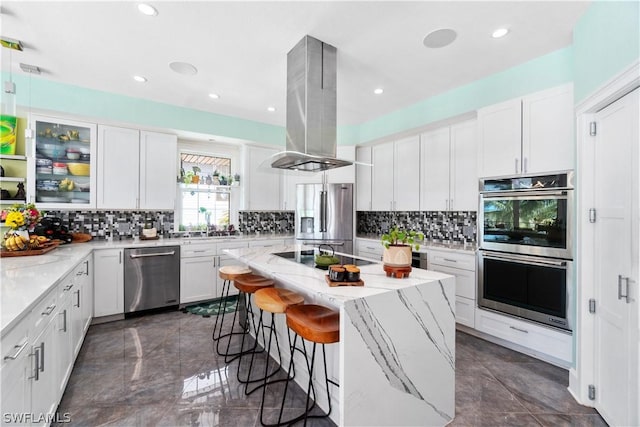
449, 411, 544, 427
533, 413, 609, 427
455, 375, 529, 414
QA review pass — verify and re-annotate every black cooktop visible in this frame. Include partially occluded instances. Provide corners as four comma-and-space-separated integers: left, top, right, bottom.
273, 250, 376, 270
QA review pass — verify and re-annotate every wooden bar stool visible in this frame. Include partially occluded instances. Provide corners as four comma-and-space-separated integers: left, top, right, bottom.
267, 304, 340, 427
240, 287, 304, 403
212, 265, 252, 344
219, 274, 275, 363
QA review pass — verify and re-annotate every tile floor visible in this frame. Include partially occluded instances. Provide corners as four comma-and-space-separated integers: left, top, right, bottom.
55, 309, 607, 427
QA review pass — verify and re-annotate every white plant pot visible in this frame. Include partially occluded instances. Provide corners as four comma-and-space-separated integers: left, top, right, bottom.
382, 245, 412, 267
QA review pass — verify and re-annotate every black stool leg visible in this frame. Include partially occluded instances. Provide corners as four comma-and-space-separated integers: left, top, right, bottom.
224, 292, 264, 364
212, 278, 231, 341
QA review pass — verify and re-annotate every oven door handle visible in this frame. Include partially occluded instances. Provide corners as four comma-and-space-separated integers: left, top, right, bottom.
481, 252, 567, 268
481, 191, 568, 199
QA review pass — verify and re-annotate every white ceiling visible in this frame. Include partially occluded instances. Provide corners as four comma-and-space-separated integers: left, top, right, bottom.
1, 1, 590, 128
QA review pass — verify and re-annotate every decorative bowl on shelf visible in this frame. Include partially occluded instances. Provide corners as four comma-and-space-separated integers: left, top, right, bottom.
38, 144, 65, 159
66, 163, 90, 176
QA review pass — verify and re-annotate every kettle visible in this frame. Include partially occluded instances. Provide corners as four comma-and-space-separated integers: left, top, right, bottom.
33, 216, 73, 244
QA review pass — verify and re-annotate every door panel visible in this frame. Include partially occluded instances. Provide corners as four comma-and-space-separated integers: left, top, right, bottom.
593, 88, 638, 426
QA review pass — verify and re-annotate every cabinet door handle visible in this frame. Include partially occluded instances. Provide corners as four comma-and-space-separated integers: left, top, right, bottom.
60, 309, 68, 332
443, 258, 458, 263
30, 347, 40, 381
450, 199, 454, 210
39, 342, 45, 373
75, 289, 81, 308
4, 338, 28, 361
618, 275, 630, 303
64, 284, 73, 291
84, 260, 89, 275
119, 251, 122, 264
42, 304, 56, 316
515, 158, 519, 173
523, 157, 528, 173
509, 326, 528, 333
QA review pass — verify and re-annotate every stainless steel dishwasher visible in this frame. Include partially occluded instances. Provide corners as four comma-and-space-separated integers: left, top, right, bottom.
124, 246, 180, 314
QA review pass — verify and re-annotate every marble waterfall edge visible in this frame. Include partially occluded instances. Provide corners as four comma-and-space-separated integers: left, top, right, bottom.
341, 277, 456, 426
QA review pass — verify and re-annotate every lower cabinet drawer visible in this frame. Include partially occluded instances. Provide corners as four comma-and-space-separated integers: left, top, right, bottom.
455, 296, 475, 328
431, 264, 476, 299
475, 308, 573, 364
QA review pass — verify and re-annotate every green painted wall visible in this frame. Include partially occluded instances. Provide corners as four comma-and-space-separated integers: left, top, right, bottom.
355, 47, 574, 144
3, 73, 285, 146
3, 1, 637, 146
573, 0, 640, 103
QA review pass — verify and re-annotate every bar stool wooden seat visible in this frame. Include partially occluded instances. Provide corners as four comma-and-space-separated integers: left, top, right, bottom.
265, 304, 339, 427
212, 265, 252, 343
241, 288, 304, 405
217, 272, 274, 363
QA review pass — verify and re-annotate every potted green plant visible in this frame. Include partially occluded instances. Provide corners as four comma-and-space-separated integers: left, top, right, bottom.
381, 227, 424, 267
191, 166, 201, 184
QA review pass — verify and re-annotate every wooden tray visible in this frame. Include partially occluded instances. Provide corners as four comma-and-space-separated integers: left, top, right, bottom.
0, 241, 59, 257
71, 232, 92, 243
140, 235, 160, 240
325, 275, 364, 287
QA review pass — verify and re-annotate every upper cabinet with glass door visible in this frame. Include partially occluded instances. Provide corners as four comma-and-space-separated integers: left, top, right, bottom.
28, 115, 97, 208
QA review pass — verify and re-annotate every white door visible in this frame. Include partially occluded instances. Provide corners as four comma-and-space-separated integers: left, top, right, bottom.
97, 125, 139, 209
356, 146, 372, 211
420, 127, 450, 211
450, 120, 478, 211
593, 88, 639, 427
139, 131, 177, 210
477, 98, 521, 177
393, 135, 420, 211
371, 142, 394, 211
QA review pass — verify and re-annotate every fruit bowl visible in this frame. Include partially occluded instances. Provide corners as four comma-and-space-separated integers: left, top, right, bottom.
66, 162, 90, 176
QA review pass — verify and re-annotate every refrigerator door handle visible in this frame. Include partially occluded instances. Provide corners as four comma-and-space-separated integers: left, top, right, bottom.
320, 190, 327, 232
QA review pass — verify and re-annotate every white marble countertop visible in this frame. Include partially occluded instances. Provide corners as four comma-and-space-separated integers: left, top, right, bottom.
0, 234, 295, 337
224, 244, 453, 308
355, 235, 477, 253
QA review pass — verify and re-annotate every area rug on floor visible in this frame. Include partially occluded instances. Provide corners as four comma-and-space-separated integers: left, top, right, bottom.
184, 296, 238, 317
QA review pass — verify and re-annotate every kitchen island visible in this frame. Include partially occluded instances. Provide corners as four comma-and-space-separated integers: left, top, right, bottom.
224, 244, 456, 427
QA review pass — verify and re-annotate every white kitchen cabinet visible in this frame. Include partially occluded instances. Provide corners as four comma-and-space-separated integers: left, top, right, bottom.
139, 131, 178, 210
355, 238, 383, 261
71, 256, 92, 356
57, 279, 74, 399
30, 291, 59, 427
428, 249, 476, 328
356, 146, 372, 211
326, 145, 356, 184
29, 114, 98, 209
97, 125, 177, 209
244, 145, 282, 210
421, 120, 478, 211
97, 125, 140, 208
475, 308, 572, 365
181, 240, 250, 303
93, 249, 124, 317
371, 136, 420, 211
478, 84, 574, 177
180, 243, 218, 304
1, 319, 30, 426
522, 84, 574, 174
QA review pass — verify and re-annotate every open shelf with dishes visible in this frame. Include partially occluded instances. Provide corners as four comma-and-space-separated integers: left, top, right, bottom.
0, 154, 28, 204
29, 115, 97, 208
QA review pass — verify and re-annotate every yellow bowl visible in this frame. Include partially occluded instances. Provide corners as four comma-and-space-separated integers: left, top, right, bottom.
66, 162, 90, 176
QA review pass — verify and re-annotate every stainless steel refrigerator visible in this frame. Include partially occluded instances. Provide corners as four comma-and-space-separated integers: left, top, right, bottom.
295, 183, 354, 254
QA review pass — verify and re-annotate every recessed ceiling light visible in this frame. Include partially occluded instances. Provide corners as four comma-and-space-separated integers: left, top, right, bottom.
169, 61, 198, 75
137, 3, 158, 16
267, 106, 276, 112
374, 88, 384, 95
423, 28, 457, 48
208, 93, 220, 99
492, 28, 509, 38
133, 75, 147, 83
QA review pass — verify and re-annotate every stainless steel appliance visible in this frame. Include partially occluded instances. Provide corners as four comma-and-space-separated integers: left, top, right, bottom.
412, 251, 428, 269
478, 171, 575, 331
273, 249, 374, 270
478, 250, 573, 331
295, 183, 353, 254
124, 246, 180, 314
271, 35, 352, 171
479, 171, 574, 259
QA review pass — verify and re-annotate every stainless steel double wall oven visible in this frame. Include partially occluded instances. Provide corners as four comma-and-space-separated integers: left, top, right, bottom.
478, 171, 574, 331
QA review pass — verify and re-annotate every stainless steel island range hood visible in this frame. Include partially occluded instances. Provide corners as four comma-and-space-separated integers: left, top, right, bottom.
271, 35, 352, 172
